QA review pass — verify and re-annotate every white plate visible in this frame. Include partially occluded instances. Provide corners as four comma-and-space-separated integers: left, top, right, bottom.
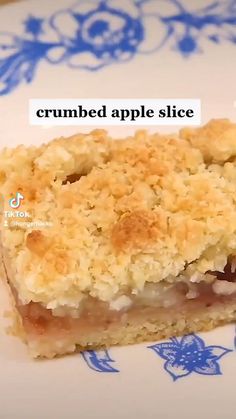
0, 1, 235, 418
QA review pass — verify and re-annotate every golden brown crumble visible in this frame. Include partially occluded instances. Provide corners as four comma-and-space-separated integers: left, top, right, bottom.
111, 210, 164, 251
26, 230, 51, 257
1, 120, 236, 309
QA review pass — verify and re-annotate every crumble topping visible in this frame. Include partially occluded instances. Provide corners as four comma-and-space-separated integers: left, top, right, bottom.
1, 120, 236, 308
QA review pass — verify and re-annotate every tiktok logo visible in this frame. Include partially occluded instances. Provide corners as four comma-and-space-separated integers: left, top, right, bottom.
9, 192, 24, 209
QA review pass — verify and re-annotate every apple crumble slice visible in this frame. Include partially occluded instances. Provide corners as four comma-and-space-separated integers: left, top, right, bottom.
1, 121, 236, 358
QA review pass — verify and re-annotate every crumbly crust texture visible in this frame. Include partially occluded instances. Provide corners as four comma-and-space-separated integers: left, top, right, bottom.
1, 120, 236, 309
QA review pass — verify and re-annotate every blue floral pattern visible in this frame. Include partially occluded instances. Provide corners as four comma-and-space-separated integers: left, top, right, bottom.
1, 0, 236, 95
81, 349, 119, 372
80, 331, 235, 377
148, 334, 232, 381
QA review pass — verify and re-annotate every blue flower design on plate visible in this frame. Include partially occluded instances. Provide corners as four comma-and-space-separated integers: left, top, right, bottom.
81, 349, 119, 373
1, 0, 236, 95
148, 334, 232, 381
49, 0, 146, 69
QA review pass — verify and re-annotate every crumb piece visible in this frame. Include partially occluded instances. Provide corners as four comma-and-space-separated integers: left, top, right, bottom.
26, 230, 51, 257
111, 210, 160, 251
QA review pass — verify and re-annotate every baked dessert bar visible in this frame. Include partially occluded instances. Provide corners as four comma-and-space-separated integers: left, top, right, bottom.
1, 119, 236, 358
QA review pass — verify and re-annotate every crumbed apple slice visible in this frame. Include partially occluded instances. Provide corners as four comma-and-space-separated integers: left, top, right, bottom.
1, 121, 236, 358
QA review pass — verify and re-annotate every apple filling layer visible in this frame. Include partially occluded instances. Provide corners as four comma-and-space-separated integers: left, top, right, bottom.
15, 264, 236, 339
